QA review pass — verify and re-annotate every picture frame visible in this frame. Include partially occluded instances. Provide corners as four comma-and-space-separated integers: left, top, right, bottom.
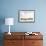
18, 10, 35, 23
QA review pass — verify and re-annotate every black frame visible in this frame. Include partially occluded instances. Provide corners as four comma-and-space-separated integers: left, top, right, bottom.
18, 10, 35, 23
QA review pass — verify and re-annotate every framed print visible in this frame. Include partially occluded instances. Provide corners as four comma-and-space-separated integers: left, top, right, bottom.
18, 10, 35, 23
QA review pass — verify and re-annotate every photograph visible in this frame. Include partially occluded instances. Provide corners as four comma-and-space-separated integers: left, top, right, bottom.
18, 10, 35, 23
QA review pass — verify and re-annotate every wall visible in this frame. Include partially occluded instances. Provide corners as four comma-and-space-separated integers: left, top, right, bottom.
0, 0, 46, 32
0, 0, 46, 46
